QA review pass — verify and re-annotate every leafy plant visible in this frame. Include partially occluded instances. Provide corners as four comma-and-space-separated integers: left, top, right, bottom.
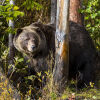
0, 0, 24, 22
22, 0, 43, 11
80, 0, 100, 50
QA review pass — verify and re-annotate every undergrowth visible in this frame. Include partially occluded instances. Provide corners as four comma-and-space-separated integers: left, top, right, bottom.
0, 42, 100, 100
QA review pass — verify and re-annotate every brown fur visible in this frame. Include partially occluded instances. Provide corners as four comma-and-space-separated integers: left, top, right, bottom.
13, 22, 55, 73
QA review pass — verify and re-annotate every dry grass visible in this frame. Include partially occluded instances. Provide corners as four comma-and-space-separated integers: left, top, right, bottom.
0, 67, 21, 100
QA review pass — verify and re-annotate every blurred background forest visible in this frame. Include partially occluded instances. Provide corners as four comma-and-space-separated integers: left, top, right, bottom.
0, 0, 100, 99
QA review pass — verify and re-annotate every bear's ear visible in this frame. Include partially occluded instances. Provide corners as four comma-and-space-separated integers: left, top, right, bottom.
30, 22, 44, 29
15, 28, 23, 37
17, 28, 23, 35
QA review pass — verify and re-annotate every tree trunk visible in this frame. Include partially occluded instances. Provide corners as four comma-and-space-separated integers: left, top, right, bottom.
8, 33, 14, 65
69, 0, 84, 25
51, 0, 57, 26
8, 0, 15, 75
53, 0, 70, 91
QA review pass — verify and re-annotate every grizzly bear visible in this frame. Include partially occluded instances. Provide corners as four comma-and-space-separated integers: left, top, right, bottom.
13, 21, 97, 88
69, 21, 96, 88
13, 22, 55, 73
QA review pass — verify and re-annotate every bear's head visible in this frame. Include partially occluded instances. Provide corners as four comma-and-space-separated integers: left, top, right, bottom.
13, 24, 47, 57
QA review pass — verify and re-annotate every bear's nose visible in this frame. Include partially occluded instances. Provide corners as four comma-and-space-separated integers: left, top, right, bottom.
31, 45, 36, 50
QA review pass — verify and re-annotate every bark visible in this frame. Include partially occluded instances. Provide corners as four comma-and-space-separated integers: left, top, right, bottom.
51, 0, 57, 26
53, 0, 70, 91
8, 1, 14, 65
69, 0, 84, 25
8, 0, 15, 75
8, 33, 14, 65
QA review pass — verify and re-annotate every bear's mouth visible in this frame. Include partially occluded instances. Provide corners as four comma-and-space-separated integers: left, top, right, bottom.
29, 50, 44, 58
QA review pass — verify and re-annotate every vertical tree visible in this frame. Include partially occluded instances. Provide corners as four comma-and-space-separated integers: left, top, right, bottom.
8, 0, 15, 75
51, 0, 57, 25
69, 0, 84, 25
53, 0, 70, 91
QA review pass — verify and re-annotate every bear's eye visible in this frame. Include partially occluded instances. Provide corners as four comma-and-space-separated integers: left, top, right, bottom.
25, 38, 29, 41
23, 37, 29, 41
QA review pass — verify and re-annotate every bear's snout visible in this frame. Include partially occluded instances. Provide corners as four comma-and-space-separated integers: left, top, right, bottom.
27, 39, 37, 52
31, 45, 36, 50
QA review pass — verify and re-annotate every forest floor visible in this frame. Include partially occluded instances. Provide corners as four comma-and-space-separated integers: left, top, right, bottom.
0, 67, 21, 100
